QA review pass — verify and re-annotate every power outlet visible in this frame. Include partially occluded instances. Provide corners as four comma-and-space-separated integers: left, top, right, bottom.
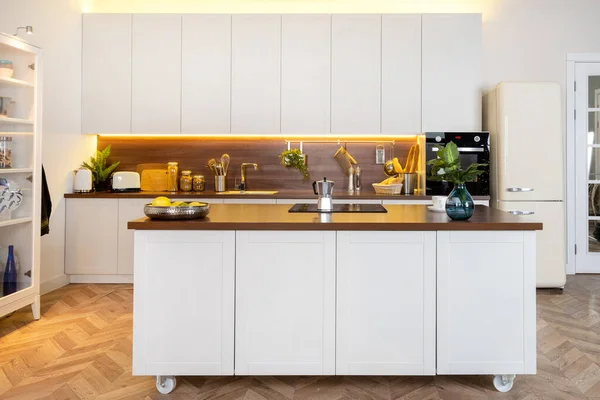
375, 145, 385, 164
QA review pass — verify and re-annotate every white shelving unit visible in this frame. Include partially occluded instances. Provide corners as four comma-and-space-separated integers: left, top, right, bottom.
0, 32, 42, 320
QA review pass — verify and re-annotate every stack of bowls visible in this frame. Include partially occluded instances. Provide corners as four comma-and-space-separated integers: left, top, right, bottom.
0, 61, 14, 78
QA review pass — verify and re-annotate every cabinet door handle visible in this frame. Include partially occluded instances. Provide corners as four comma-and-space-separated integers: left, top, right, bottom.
508, 210, 535, 215
507, 187, 534, 192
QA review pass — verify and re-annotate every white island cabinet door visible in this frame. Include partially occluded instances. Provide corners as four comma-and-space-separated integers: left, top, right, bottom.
381, 14, 421, 134
336, 231, 436, 375
66, 199, 118, 275
133, 230, 235, 376
231, 15, 281, 134
82, 14, 132, 134
422, 14, 482, 132
132, 14, 182, 133
235, 231, 336, 375
331, 14, 381, 134
182, 14, 231, 134
281, 14, 331, 134
437, 231, 536, 375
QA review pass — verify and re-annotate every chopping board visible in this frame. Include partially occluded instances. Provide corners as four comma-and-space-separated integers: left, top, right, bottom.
136, 163, 168, 191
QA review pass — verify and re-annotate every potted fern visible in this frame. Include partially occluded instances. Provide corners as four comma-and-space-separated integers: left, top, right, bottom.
427, 142, 487, 220
81, 145, 120, 192
279, 148, 309, 181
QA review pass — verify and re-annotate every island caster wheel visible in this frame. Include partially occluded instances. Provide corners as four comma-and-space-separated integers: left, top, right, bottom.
493, 374, 515, 392
156, 375, 176, 394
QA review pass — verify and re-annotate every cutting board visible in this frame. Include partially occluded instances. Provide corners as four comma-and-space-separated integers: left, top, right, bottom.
137, 163, 168, 191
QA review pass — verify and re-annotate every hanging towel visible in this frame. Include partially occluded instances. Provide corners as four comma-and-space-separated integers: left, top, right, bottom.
41, 166, 52, 236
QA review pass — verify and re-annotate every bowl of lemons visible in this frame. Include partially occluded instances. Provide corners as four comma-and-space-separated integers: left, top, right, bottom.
144, 196, 210, 220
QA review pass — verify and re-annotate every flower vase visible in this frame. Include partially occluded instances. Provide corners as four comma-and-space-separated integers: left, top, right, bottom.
446, 184, 475, 221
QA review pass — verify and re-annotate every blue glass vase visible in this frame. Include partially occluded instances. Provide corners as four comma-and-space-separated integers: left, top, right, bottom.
446, 184, 475, 221
3, 245, 17, 296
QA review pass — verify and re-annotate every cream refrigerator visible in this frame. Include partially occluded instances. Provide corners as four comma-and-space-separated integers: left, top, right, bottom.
484, 82, 566, 288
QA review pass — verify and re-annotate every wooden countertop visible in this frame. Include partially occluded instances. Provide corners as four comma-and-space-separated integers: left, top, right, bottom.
127, 204, 541, 231
65, 189, 490, 201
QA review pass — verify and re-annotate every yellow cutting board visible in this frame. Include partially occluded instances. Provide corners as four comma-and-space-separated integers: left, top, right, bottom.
137, 163, 168, 191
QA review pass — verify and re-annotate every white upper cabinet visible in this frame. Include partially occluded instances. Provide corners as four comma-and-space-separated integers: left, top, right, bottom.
422, 14, 482, 132
331, 15, 381, 134
381, 14, 422, 134
231, 15, 281, 134
182, 15, 231, 134
82, 14, 132, 134
281, 14, 331, 134
132, 14, 182, 133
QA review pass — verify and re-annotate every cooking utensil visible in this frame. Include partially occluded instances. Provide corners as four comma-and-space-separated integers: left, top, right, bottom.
221, 154, 230, 175
312, 177, 335, 212
144, 203, 210, 220
136, 163, 168, 191
383, 160, 396, 177
208, 159, 217, 174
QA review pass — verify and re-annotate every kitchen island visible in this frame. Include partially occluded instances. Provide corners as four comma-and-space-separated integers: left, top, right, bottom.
128, 204, 541, 394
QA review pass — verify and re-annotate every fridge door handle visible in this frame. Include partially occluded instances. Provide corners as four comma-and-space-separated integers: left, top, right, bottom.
508, 210, 535, 215
507, 187, 534, 192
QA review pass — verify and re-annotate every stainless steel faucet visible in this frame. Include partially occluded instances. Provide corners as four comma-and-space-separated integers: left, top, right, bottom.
240, 163, 258, 191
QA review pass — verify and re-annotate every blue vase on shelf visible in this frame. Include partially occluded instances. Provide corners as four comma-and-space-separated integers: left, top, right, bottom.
3, 245, 17, 296
446, 184, 475, 221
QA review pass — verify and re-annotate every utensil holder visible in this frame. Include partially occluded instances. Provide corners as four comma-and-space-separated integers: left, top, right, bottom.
214, 175, 226, 192
402, 173, 417, 195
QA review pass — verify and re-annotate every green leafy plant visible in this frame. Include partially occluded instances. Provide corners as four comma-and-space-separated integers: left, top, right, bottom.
81, 145, 120, 188
426, 141, 487, 184
279, 148, 309, 181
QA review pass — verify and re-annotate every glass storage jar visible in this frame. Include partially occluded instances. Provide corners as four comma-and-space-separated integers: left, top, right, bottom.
180, 170, 193, 192
193, 175, 205, 192
167, 162, 179, 192
0, 137, 12, 168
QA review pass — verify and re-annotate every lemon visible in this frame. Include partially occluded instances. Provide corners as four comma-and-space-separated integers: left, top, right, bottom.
171, 201, 183, 206
189, 201, 201, 206
152, 196, 171, 206
178, 202, 189, 207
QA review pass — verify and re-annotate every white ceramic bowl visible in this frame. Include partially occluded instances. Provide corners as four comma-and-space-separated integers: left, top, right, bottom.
0, 179, 23, 214
0, 68, 14, 79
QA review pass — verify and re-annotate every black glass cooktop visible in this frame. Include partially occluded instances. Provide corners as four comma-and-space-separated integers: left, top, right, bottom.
288, 203, 387, 213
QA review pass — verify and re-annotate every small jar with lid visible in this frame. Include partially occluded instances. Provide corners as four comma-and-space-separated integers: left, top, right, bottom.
180, 170, 193, 192
193, 175, 205, 192
0, 137, 12, 168
167, 162, 179, 192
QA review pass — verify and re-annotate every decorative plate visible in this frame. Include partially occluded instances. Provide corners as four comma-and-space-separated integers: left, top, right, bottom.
0, 178, 22, 215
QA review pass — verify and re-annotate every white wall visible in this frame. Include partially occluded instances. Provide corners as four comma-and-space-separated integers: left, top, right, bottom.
0, 0, 96, 293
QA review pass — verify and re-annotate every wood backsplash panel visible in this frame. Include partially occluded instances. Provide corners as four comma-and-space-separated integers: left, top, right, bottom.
98, 136, 420, 190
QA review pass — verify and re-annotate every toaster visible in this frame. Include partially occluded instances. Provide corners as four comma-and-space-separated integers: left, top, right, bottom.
112, 171, 141, 192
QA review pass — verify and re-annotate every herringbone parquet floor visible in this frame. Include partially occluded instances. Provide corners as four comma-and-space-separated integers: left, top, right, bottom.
2, 276, 600, 399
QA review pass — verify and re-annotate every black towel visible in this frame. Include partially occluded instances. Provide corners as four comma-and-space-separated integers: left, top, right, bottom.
41, 166, 52, 236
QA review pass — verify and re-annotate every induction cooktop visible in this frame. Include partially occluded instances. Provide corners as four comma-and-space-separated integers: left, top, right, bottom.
288, 203, 387, 213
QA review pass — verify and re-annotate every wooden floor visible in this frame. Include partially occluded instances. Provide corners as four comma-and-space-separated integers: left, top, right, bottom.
2, 276, 600, 399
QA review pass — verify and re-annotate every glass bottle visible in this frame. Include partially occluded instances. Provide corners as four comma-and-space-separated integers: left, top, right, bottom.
3, 245, 17, 296
0, 137, 12, 168
193, 175, 205, 192
167, 162, 178, 192
445, 183, 475, 221
180, 170, 193, 192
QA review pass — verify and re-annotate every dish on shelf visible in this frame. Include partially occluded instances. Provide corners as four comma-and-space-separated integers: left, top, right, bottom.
0, 178, 23, 214
0, 60, 13, 79
144, 203, 210, 220
427, 205, 446, 213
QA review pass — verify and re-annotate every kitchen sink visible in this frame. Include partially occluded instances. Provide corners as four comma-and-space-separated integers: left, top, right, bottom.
220, 190, 278, 195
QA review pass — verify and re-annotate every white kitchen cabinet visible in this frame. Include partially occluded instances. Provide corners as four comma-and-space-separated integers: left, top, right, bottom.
82, 14, 132, 134
331, 15, 381, 134
133, 230, 235, 376
381, 15, 421, 134
281, 14, 331, 134
336, 231, 436, 375
231, 15, 281, 134
66, 199, 119, 275
436, 231, 536, 375
132, 14, 182, 133
422, 14, 482, 132
182, 14, 231, 134
117, 199, 149, 275
235, 231, 336, 375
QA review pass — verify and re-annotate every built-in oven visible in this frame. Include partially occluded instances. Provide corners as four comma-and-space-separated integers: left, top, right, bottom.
425, 132, 490, 196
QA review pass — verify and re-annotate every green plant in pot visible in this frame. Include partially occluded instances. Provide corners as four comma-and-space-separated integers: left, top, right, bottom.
279, 148, 309, 181
81, 145, 120, 192
427, 141, 487, 220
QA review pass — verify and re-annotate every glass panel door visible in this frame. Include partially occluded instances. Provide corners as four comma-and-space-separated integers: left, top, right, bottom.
576, 65, 600, 272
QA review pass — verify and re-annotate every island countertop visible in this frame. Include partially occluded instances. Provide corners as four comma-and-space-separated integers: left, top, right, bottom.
127, 204, 542, 231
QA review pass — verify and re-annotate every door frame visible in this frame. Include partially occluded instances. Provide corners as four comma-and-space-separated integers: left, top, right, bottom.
566, 54, 600, 274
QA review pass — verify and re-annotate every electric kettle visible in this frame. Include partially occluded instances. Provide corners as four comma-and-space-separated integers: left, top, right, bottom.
73, 168, 93, 193
313, 177, 335, 212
